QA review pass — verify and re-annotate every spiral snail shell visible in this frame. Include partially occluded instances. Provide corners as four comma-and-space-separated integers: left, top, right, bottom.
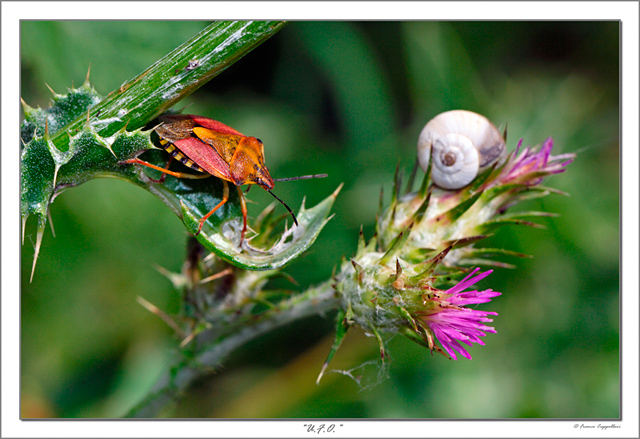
417, 110, 506, 189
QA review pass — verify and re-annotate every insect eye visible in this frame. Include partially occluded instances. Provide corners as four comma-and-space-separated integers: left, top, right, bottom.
256, 138, 263, 144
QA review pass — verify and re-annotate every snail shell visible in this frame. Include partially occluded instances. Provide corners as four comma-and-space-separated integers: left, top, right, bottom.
417, 110, 506, 189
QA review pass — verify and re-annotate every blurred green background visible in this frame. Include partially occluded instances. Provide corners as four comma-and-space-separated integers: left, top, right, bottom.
20, 21, 619, 418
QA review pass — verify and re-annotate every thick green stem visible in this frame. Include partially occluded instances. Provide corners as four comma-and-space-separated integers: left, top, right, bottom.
52, 21, 287, 151
125, 281, 338, 418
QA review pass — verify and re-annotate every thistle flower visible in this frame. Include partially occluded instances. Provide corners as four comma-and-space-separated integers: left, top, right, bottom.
415, 268, 500, 360
332, 242, 501, 362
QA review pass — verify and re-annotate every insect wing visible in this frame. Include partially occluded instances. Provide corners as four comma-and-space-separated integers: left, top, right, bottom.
188, 115, 245, 137
157, 115, 197, 142
173, 137, 233, 182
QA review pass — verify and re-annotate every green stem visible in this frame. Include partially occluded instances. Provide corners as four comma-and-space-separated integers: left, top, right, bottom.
52, 21, 288, 151
124, 281, 338, 418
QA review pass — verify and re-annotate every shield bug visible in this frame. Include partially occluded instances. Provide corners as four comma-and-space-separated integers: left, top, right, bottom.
120, 114, 326, 244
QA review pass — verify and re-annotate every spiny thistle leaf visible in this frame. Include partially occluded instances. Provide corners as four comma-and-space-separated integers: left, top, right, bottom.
183, 184, 342, 270
20, 83, 155, 280
20, 82, 102, 144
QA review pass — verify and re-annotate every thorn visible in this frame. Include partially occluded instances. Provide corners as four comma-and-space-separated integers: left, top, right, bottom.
318, 308, 351, 384
102, 140, 118, 159
444, 234, 490, 248
84, 64, 92, 85
398, 306, 419, 332
350, 259, 364, 286
391, 162, 401, 206
47, 209, 56, 238
425, 328, 449, 358
377, 184, 384, 220
391, 258, 404, 289
179, 332, 196, 348
199, 267, 233, 284
21, 215, 28, 245
136, 296, 184, 338
331, 182, 344, 199
152, 263, 186, 289
316, 362, 329, 385
366, 231, 378, 253
51, 164, 62, 191
356, 225, 366, 256
20, 97, 35, 116
273, 271, 299, 286
44, 82, 58, 97
374, 230, 382, 252
175, 102, 194, 114
30, 225, 45, 282
371, 326, 386, 362
44, 119, 50, 139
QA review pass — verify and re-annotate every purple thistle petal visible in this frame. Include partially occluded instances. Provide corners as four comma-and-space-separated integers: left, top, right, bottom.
513, 138, 524, 155
417, 268, 500, 360
444, 268, 502, 306
502, 137, 575, 185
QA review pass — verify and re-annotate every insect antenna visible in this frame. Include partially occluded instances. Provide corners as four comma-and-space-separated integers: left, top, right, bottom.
266, 189, 298, 226
273, 173, 328, 182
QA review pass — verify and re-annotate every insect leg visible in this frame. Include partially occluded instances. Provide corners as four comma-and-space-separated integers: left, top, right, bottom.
236, 186, 248, 243
147, 157, 173, 184
196, 180, 230, 236
120, 158, 210, 180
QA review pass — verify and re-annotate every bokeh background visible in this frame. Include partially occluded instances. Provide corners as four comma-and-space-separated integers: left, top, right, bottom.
20, 21, 619, 418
